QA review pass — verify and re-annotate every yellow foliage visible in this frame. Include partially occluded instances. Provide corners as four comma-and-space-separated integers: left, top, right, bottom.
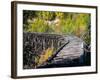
37, 48, 54, 66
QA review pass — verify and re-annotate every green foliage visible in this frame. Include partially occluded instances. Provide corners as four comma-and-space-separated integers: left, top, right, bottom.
23, 10, 91, 44
36, 11, 55, 20
55, 12, 65, 19
61, 18, 75, 35
27, 18, 47, 32
23, 10, 36, 24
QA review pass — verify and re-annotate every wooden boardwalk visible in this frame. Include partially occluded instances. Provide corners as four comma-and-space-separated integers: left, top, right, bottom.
38, 36, 87, 68
54, 36, 84, 61
23, 32, 90, 69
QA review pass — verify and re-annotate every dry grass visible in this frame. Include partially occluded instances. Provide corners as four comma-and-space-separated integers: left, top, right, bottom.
34, 48, 54, 67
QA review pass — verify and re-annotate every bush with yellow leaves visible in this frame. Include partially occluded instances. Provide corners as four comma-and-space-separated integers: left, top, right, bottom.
35, 48, 54, 67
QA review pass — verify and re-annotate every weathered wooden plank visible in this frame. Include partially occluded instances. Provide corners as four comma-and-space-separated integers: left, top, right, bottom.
23, 32, 90, 69
37, 36, 88, 68
49, 36, 85, 65
23, 32, 67, 68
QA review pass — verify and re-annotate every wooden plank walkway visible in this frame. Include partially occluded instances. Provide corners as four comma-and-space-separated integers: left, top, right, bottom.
54, 36, 84, 60
37, 36, 87, 68
23, 32, 90, 69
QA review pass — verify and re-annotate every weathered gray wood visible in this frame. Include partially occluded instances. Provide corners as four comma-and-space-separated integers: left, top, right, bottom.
50, 36, 85, 64
55, 36, 84, 59
23, 32, 67, 68
23, 32, 90, 69
37, 35, 86, 68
